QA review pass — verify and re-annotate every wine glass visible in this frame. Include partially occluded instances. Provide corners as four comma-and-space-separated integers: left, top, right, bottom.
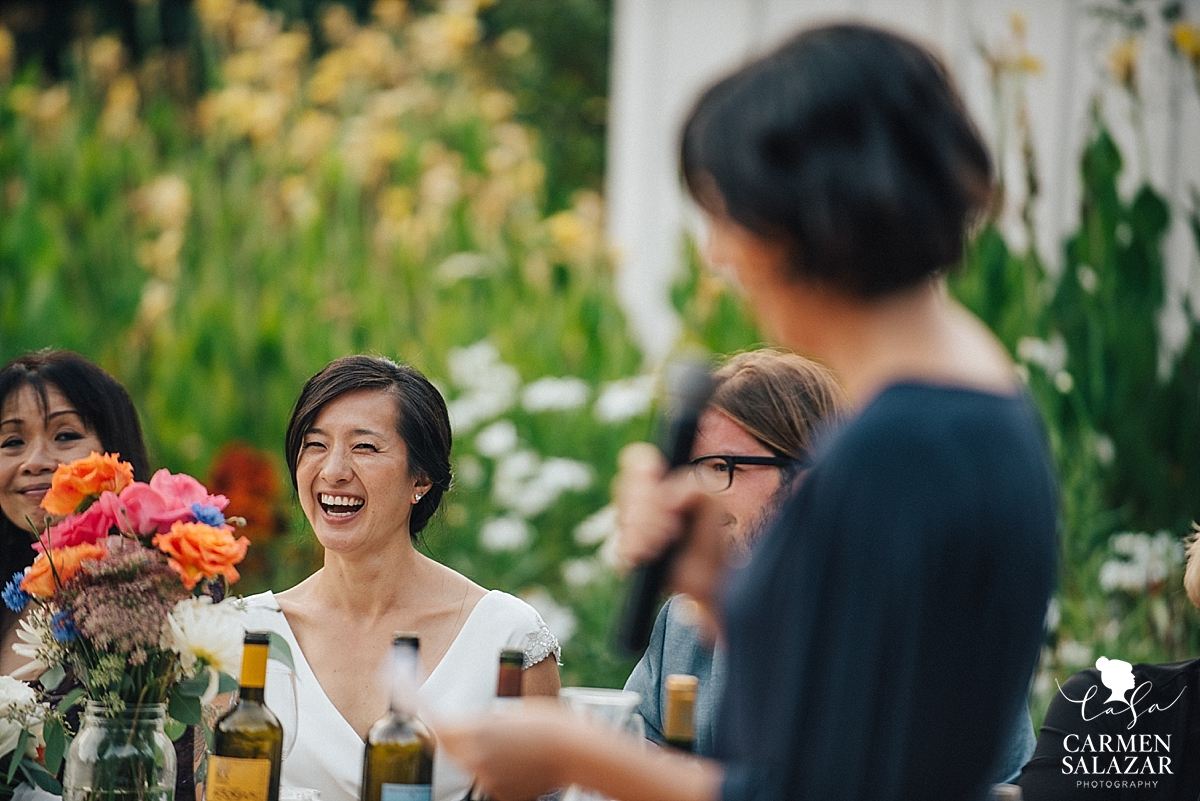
558, 688, 642, 801
266, 659, 299, 761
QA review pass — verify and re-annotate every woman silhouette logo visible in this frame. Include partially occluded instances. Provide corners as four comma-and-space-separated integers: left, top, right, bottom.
1096, 656, 1136, 706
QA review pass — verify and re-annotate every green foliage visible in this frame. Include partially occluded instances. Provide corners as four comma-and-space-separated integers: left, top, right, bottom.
0, 1, 639, 688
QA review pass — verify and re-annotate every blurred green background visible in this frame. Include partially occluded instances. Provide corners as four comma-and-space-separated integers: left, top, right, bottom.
2, 0, 1200, 716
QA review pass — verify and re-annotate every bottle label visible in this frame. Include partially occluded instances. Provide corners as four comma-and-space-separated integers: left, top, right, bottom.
206, 755, 272, 801
380, 784, 432, 801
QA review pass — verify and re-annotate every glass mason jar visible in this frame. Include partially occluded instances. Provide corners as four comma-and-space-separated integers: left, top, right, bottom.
63, 703, 177, 801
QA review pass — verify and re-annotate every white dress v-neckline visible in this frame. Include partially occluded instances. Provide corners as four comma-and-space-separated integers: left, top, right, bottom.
259, 589, 491, 739
243, 588, 559, 801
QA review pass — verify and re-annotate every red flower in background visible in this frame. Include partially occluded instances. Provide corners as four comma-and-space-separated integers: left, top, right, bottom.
205, 443, 285, 544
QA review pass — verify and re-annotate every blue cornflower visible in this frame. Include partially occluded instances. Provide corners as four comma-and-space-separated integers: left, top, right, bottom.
50, 610, 78, 643
191, 503, 226, 527
1, 571, 30, 613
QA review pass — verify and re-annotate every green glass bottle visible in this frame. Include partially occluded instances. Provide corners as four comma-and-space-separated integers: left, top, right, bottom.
361, 634, 434, 801
208, 632, 284, 801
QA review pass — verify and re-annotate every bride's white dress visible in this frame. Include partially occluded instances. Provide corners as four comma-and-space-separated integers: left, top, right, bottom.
242, 590, 561, 801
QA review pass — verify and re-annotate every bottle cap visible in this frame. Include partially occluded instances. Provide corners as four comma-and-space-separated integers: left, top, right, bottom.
392, 632, 420, 648
666, 674, 698, 694
499, 649, 524, 667
243, 631, 270, 646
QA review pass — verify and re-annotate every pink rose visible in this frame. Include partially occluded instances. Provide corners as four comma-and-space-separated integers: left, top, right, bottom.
33, 492, 122, 552
116, 470, 228, 536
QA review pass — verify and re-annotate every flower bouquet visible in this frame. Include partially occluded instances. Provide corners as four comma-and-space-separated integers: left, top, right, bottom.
0, 675, 58, 800
0, 453, 258, 801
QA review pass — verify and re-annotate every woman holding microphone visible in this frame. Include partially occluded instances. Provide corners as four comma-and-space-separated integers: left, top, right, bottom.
439, 22, 1057, 801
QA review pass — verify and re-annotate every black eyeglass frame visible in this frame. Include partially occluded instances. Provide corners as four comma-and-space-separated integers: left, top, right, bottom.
687, 454, 798, 491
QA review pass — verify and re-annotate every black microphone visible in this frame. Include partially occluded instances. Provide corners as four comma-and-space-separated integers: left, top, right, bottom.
615, 357, 715, 655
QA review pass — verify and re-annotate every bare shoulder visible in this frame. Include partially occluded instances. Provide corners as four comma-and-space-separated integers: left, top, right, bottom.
271, 573, 324, 624
421, 555, 488, 606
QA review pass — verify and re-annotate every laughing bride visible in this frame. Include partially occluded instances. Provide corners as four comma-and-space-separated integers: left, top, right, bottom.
243, 355, 560, 801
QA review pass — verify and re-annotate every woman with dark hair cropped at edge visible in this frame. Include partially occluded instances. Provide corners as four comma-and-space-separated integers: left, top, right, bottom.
0, 350, 211, 800
0, 350, 152, 677
242, 355, 561, 801
437, 23, 1057, 801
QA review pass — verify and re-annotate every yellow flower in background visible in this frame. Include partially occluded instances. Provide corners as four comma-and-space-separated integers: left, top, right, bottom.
136, 174, 192, 232
514, 160, 544, 195
33, 85, 71, 132
0, 27, 13, 83
266, 30, 310, 78
100, 74, 140, 140
370, 128, 407, 164
1110, 37, 1139, 92
288, 109, 339, 166
246, 90, 289, 147
195, 0, 236, 33
87, 36, 124, 86
372, 0, 407, 31
350, 29, 397, 82
223, 50, 264, 86
135, 279, 176, 331
1173, 21, 1200, 70
321, 4, 357, 47
420, 156, 463, 211
136, 229, 184, 280
378, 186, 415, 222
479, 90, 516, 123
279, 175, 320, 226
548, 191, 604, 267
307, 49, 352, 107
411, 12, 481, 70
232, 2, 277, 50
496, 29, 531, 59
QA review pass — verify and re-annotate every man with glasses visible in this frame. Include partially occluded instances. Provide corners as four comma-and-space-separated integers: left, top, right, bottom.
623, 349, 844, 755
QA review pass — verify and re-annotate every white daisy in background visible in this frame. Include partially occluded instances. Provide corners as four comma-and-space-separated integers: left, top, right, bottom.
492, 451, 593, 519
561, 557, 605, 588
455, 454, 486, 489
593, 375, 655, 423
475, 419, 519, 458
445, 340, 522, 433
1016, 333, 1067, 375
521, 376, 589, 412
573, 504, 617, 546
164, 596, 245, 689
1098, 531, 1183, 594
480, 516, 532, 552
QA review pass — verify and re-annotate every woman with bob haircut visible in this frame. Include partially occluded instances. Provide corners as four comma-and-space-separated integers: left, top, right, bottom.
437, 22, 1057, 801
242, 355, 561, 801
0, 350, 152, 676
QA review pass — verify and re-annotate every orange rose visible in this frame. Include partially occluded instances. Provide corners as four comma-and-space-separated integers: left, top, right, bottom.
152, 522, 250, 590
20, 541, 110, 597
41, 453, 135, 516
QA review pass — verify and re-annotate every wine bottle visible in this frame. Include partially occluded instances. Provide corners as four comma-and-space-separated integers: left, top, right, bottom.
207, 632, 285, 801
663, 674, 698, 753
462, 648, 526, 801
361, 633, 434, 801
494, 648, 524, 699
